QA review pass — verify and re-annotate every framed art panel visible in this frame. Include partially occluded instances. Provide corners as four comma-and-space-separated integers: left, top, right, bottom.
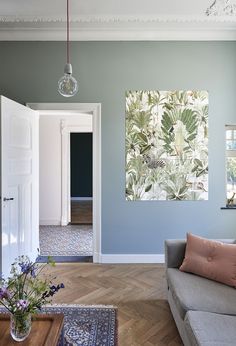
126, 90, 208, 201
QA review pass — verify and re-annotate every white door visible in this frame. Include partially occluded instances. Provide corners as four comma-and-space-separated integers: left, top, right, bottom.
1, 96, 39, 277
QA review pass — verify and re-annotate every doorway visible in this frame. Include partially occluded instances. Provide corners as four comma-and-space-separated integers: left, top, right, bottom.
27, 103, 101, 263
70, 132, 93, 225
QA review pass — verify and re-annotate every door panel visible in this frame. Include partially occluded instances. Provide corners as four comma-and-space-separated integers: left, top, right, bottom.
10, 115, 32, 149
1, 96, 39, 277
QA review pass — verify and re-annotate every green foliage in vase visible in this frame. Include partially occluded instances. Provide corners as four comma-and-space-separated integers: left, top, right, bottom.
126, 90, 208, 201
0, 255, 64, 315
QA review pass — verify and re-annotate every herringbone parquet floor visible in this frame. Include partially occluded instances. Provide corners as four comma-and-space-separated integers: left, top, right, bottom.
48, 263, 182, 346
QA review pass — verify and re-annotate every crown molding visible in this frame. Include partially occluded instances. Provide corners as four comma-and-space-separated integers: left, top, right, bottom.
1, 14, 236, 23
0, 15, 236, 41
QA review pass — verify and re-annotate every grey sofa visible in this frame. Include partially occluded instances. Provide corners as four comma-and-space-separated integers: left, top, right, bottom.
165, 239, 236, 346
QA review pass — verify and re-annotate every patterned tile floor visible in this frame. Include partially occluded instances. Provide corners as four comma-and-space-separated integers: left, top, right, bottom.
39, 225, 93, 256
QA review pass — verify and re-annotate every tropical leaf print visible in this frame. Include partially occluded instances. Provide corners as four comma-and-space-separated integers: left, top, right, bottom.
125, 90, 208, 201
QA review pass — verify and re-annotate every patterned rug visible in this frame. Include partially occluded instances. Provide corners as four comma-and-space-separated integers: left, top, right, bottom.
0, 305, 117, 346
39, 225, 93, 256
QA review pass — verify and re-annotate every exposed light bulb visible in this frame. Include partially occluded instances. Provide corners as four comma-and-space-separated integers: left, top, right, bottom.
58, 63, 78, 97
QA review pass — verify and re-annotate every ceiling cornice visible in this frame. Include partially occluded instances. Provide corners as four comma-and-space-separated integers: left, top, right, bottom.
1, 14, 236, 23
0, 15, 236, 41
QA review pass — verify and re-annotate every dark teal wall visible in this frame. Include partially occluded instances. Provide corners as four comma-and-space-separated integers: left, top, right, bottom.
70, 133, 92, 197
1, 41, 236, 254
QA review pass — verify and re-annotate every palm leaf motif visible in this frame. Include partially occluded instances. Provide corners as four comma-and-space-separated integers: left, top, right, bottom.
160, 175, 189, 200
132, 111, 152, 131
160, 108, 198, 155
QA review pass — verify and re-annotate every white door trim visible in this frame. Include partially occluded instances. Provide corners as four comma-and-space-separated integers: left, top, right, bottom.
27, 103, 102, 263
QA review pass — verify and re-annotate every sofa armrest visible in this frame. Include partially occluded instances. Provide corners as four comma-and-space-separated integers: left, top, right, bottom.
165, 239, 186, 268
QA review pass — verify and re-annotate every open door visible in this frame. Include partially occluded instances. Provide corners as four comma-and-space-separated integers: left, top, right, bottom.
0, 96, 39, 277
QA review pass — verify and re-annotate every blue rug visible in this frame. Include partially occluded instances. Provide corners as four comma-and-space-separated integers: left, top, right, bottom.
0, 305, 117, 346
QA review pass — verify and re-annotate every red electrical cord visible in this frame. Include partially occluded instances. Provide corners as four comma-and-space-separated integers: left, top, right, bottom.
67, 0, 70, 64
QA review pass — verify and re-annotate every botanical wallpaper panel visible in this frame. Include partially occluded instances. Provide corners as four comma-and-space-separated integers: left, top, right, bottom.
126, 90, 208, 201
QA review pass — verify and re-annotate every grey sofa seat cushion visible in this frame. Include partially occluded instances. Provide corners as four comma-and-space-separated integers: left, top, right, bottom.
185, 310, 236, 346
167, 268, 236, 319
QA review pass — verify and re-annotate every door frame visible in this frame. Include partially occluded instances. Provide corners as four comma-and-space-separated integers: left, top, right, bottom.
27, 103, 101, 263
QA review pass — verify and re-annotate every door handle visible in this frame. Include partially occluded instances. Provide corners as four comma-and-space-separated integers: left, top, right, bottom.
3, 197, 14, 201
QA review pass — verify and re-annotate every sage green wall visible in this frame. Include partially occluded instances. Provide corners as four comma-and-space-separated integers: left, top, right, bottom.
1, 42, 236, 254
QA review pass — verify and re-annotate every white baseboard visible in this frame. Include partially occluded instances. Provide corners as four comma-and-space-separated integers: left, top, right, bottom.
93, 251, 101, 263
39, 220, 61, 226
71, 197, 93, 201
100, 254, 165, 264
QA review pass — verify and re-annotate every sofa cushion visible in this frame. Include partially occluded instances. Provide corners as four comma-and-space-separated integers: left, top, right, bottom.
179, 233, 236, 287
167, 268, 236, 319
185, 310, 236, 346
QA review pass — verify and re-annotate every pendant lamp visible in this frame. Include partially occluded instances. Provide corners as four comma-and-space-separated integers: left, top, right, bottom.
58, 0, 78, 97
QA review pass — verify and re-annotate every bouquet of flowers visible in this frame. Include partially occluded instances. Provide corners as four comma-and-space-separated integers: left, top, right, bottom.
0, 255, 64, 341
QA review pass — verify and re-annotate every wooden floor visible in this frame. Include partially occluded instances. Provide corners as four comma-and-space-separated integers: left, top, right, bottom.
71, 200, 93, 224
48, 263, 182, 346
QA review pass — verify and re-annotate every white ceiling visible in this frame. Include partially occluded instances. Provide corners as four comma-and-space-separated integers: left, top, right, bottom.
0, 0, 236, 41
0, 0, 214, 17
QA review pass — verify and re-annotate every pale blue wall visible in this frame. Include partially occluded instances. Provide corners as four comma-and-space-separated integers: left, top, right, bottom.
1, 42, 236, 254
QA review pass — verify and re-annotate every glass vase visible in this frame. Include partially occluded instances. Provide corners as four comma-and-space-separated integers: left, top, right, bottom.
10, 312, 32, 342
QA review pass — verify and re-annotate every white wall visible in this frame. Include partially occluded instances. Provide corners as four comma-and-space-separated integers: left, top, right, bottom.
39, 113, 92, 225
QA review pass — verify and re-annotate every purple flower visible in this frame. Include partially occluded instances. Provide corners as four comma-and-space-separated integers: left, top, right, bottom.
19, 262, 31, 274
19, 261, 36, 278
50, 285, 57, 292
42, 283, 64, 299
50, 283, 65, 294
0, 287, 10, 300
16, 299, 29, 311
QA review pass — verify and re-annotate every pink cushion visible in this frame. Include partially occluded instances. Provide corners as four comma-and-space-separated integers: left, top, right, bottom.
179, 233, 236, 287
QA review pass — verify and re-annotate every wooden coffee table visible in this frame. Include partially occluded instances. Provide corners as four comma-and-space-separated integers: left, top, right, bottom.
0, 313, 64, 346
